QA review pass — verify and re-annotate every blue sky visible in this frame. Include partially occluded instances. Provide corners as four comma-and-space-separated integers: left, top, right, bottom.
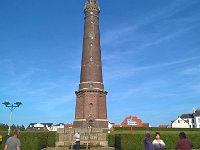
0, 0, 200, 127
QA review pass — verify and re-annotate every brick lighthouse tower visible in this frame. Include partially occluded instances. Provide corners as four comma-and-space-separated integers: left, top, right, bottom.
74, 0, 108, 128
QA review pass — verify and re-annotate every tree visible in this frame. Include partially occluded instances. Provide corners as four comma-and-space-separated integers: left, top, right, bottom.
0, 124, 25, 131
0, 123, 9, 131
11, 124, 16, 130
19, 125, 25, 131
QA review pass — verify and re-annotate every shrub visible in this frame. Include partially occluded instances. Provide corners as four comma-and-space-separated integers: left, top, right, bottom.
0, 131, 56, 150
108, 134, 115, 147
109, 133, 200, 150
115, 134, 144, 150
114, 127, 200, 131
0, 132, 8, 150
47, 131, 56, 147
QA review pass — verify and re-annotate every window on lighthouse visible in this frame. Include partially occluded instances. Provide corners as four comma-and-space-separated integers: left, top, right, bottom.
87, 0, 97, 4
90, 57, 93, 62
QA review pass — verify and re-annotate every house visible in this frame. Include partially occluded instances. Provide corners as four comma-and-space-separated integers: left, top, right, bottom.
52, 123, 65, 131
108, 122, 115, 130
26, 123, 53, 131
158, 125, 171, 128
171, 117, 190, 128
142, 123, 151, 128
194, 109, 200, 128
64, 124, 73, 129
180, 114, 194, 128
172, 108, 200, 128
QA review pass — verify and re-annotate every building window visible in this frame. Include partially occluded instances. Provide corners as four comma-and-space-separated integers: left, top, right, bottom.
90, 56, 93, 62
198, 118, 200, 123
192, 119, 194, 123
89, 32, 94, 39
178, 120, 180, 123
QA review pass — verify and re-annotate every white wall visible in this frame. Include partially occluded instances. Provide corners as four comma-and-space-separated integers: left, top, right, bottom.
195, 116, 200, 128
183, 118, 194, 128
108, 122, 113, 130
51, 125, 65, 131
172, 117, 190, 128
34, 123, 45, 128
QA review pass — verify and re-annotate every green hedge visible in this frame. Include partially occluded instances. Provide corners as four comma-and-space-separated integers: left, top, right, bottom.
108, 133, 200, 150
0, 132, 8, 150
108, 134, 115, 147
114, 127, 200, 131
0, 131, 56, 150
115, 134, 144, 150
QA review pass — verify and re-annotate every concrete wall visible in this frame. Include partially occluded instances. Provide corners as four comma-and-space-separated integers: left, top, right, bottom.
56, 128, 108, 147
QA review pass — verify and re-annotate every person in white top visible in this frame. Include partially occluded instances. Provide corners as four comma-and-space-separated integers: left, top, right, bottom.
152, 132, 165, 150
74, 132, 80, 150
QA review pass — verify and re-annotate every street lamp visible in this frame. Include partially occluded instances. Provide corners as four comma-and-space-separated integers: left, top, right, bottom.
2, 101, 22, 135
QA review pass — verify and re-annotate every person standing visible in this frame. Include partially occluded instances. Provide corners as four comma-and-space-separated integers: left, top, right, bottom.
4, 129, 21, 150
144, 131, 154, 150
74, 131, 80, 150
175, 132, 192, 150
152, 132, 165, 150
0, 134, 3, 145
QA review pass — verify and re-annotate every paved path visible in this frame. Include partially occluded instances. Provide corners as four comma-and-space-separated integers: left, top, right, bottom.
43, 148, 200, 150
43, 147, 115, 150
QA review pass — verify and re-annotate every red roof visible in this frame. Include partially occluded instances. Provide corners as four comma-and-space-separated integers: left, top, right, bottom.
64, 124, 73, 128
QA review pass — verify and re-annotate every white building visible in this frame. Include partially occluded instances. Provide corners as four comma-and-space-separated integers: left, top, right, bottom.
27, 123, 55, 131
180, 114, 195, 128
108, 122, 114, 130
51, 123, 65, 131
172, 108, 200, 128
171, 117, 190, 128
194, 109, 200, 128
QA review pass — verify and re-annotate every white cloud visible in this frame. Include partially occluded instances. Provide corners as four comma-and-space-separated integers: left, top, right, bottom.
180, 64, 200, 75
101, 0, 199, 50
104, 56, 200, 82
